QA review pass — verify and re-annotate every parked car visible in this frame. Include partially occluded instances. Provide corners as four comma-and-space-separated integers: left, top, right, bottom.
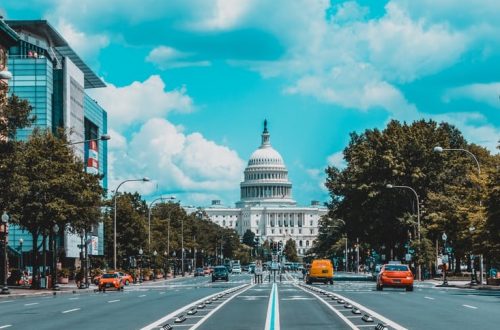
194, 267, 205, 277
203, 266, 212, 275
116, 272, 133, 285
98, 273, 124, 292
212, 266, 229, 282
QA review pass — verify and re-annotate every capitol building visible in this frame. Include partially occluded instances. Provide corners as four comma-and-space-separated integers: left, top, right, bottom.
202, 121, 327, 256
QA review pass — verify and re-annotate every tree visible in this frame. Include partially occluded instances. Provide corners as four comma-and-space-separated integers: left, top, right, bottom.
317, 119, 495, 273
284, 238, 299, 262
12, 129, 103, 287
242, 229, 256, 248
104, 192, 147, 269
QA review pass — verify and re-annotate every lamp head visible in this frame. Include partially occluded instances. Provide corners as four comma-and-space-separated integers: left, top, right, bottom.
53, 224, 59, 233
1, 211, 8, 223
433, 146, 443, 153
386, 184, 393, 189
19, 238, 23, 244
153, 250, 158, 256
139, 248, 143, 255
142, 177, 150, 182
100, 134, 111, 141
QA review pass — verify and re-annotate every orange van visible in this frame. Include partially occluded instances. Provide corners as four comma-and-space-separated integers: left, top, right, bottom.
306, 259, 334, 284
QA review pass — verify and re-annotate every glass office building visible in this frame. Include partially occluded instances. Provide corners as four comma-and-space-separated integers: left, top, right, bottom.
6, 20, 108, 263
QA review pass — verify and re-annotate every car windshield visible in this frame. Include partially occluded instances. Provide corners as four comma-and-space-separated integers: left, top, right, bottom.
384, 265, 409, 271
102, 274, 118, 279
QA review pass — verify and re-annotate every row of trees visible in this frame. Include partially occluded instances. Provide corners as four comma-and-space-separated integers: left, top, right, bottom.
104, 193, 249, 269
310, 119, 499, 273
0, 95, 104, 288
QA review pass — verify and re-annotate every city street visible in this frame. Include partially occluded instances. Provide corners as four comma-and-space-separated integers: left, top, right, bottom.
1, 272, 499, 329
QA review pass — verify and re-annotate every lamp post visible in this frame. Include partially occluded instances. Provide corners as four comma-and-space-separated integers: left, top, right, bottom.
469, 226, 478, 285
163, 251, 168, 278
1, 211, 10, 294
113, 177, 150, 270
182, 217, 185, 277
18, 238, 23, 270
152, 250, 157, 281
138, 248, 143, 283
67, 134, 111, 146
386, 184, 422, 281
147, 196, 176, 254
434, 146, 483, 285
442, 233, 448, 286
172, 251, 176, 278
52, 224, 60, 291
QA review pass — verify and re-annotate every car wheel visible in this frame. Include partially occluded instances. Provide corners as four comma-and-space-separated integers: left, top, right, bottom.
406, 286, 413, 292
329, 279, 334, 285
376, 284, 383, 291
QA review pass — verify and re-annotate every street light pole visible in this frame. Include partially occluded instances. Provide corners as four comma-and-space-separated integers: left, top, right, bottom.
66, 134, 111, 146
1, 211, 10, 294
147, 196, 176, 254
113, 177, 150, 270
52, 224, 60, 291
434, 146, 483, 284
19, 238, 23, 270
442, 233, 448, 286
181, 217, 185, 276
386, 184, 422, 281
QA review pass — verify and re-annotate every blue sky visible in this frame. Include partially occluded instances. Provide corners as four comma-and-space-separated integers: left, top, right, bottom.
2, 0, 499, 207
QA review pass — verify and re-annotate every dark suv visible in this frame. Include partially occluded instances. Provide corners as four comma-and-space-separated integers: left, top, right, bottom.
212, 266, 229, 282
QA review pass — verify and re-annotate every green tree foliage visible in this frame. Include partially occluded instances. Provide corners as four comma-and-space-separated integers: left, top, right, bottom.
12, 129, 103, 287
318, 120, 496, 271
485, 144, 500, 265
242, 229, 256, 247
104, 192, 148, 268
0, 94, 35, 212
284, 238, 299, 262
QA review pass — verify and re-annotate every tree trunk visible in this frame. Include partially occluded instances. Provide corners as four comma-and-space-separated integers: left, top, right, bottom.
31, 232, 39, 289
455, 255, 461, 274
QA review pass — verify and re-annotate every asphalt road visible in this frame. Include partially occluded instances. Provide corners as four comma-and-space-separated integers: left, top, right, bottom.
1, 272, 499, 329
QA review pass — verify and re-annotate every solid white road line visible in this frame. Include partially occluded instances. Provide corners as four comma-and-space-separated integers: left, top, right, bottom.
62, 308, 81, 314
0, 325, 12, 329
463, 305, 478, 309
24, 303, 39, 306
264, 283, 280, 330
295, 285, 357, 330
138, 294, 147, 297
189, 285, 255, 330
69, 297, 79, 300
139, 283, 248, 330
107, 299, 120, 303
424, 296, 435, 300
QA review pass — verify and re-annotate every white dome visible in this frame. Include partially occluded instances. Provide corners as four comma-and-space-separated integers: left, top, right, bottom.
248, 146, 284, 166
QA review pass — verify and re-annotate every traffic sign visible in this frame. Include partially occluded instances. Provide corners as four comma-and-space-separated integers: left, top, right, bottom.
405, 254, 412, 261
409, 249, 415, 254
446, 247, 453, 253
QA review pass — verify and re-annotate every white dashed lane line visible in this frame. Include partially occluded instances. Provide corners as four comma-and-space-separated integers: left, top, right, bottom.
463, 304, 478, 309
24, 303, 39, 306
69, 297, 79, 300
424, 296, 435, 300
139, 294, 147, 297
107, 299, 120, 303
0, 325, 12, 329
62, 308, 81, 314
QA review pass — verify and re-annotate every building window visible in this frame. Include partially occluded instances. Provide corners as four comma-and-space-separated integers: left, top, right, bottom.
271, 229, 275, 234
299, 240, 303, 247
310, 220, 313, 226
279, 229, 282, 234
223, 220, 226, 226
306, 240, 309, 247
299, 229, 302, 234
230, 221, 233, 227
310, 229, 314, 234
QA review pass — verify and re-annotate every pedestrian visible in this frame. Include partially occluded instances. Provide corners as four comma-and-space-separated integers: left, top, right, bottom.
255, 260, 263, 284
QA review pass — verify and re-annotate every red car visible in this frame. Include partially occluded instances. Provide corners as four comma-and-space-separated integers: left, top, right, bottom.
377, 264, 414, 291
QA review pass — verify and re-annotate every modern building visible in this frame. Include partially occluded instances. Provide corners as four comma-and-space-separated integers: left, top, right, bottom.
0, 17, 18, 108
202, 121, 327, 256
5, 20, 108, 267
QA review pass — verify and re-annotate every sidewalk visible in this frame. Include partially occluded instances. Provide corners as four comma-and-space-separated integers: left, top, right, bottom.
0, 274, 195, 299
426, 279, 500, 290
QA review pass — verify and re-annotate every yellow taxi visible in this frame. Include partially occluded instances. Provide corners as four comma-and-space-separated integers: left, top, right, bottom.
306, 259, 334, 285
98, 273, 124, 292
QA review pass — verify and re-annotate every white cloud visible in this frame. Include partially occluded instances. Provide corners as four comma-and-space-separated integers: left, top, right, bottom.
109, 118, 245, 196
55, 20, 109, 67
327, 152, 347, 169
89, 75, 194, 130
444, 82, 500, 109
146, 46, 210, 69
